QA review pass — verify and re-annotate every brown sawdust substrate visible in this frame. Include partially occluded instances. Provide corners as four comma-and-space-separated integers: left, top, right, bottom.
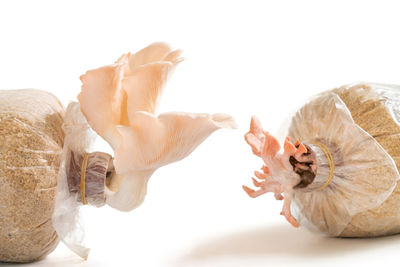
335, 84, 400, 237
0, 90, 64, 262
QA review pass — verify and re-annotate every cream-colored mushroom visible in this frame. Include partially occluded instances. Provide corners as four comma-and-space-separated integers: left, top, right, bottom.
78, 43, 236, 211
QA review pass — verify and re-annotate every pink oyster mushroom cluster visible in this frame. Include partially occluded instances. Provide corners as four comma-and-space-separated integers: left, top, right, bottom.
243, 116, 315, 227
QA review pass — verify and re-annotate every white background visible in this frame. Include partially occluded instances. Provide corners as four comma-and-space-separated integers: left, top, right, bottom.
1, 0, 400, 266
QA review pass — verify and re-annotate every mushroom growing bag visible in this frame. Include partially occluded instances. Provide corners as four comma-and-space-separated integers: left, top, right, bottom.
0, 43, 235, 263
0, 90, 65, 262
243, 83, 400, 237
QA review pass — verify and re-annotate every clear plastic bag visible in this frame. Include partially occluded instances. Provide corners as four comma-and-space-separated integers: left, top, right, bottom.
0, 89, 65, 263
0, 90, 110, 262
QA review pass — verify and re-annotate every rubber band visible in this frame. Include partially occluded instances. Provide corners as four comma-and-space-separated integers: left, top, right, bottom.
80, 153, 89, 205
314, 142, 334, 191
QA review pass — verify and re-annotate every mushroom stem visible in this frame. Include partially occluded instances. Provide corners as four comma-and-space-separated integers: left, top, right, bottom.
105, 170, 154, 212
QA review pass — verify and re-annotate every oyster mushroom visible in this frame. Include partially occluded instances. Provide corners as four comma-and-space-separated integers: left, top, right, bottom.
243, 116, 316, 227
78, 43, 236, 211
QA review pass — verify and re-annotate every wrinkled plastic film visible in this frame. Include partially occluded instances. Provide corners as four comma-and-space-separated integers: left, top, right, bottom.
52, 102, 96, 259
288, 91, 399, 236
